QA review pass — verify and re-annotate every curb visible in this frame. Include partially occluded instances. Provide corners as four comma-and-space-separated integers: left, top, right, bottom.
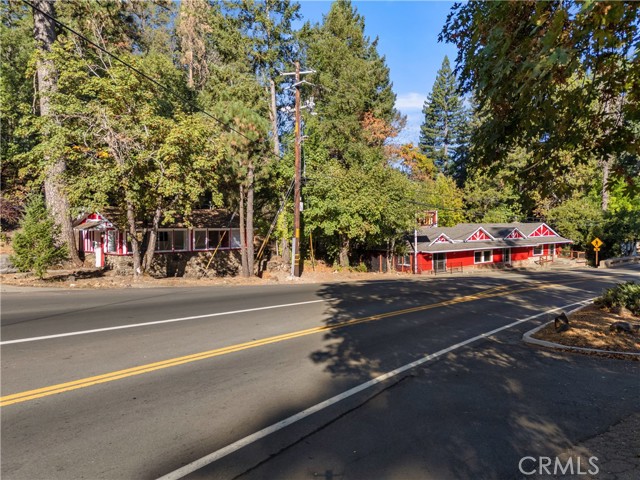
522, 302, 640, 358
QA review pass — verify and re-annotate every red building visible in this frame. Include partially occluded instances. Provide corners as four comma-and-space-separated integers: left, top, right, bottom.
396, 222, 572, 273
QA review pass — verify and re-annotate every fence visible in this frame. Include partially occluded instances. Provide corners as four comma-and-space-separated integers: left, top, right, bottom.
431, 261, 463, 275
560, 250, 586, 262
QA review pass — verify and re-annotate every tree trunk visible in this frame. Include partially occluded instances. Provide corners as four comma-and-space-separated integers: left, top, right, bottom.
339, 235, 350, 268
269, 79, 280, 156
246, 165, 255, 275
126, 201, 142, 277
281, 236, 290, 264
280, 198, 290, 263
142, 206, 163, 274
33, 0, 82, 267
238, 184, 249, 277
187, 51, 194, 89
386, 238, 395, 272
601, 155, 613, 211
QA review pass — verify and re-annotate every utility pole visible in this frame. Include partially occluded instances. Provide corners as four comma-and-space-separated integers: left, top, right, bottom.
280, 63, 315, 277
293, 61, 302, 277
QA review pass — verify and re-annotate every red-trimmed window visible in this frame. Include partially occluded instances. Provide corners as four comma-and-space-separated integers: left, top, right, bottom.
156, 230, 172, 252
173, 230, 188, 251
230, 229, 241, 248
207, 229, 230, 249
533, 245, 544, 256
194, 229, 207, 250
156, 229, 189, 252
106, 230, 118, 253
193, 229, 234, 250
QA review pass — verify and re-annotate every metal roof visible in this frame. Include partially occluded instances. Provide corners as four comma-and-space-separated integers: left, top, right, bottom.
413, 222, 572, 253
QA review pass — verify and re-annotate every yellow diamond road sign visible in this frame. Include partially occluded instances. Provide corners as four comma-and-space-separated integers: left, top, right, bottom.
591, 237, 603, 249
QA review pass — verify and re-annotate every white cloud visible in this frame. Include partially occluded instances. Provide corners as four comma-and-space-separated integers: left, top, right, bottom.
396, 112, 422, 145
395, 92, 427, 110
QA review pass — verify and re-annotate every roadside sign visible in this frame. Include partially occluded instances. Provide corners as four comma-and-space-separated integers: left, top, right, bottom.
591, 237, 603, 268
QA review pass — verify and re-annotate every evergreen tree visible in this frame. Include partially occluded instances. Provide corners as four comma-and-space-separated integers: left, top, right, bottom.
419, 56, 465, 173
11, 195, 67, 278
448, 96, 479, 188
299, 0, 404, 266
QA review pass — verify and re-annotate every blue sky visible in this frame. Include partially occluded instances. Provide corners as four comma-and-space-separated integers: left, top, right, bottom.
295, 0, 459, 144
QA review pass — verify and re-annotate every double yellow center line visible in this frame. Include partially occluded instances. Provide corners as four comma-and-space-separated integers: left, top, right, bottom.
0, 282, 561, 407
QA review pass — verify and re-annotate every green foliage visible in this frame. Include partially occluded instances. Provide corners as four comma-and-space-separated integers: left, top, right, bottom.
544, 197, 603, 249
595, 282, 640, 316
0, 1, 38, 208
441, 1, 639, 193
418, 174, 465, 227
596, 205, 640, 259
462, 148, 534, 223
298, 0, 413, 265
10, 195, 67, 278
301, 0, 399, 165
351, 262, 368, 273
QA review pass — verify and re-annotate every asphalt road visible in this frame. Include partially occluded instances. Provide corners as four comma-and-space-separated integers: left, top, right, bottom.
1, 266, 638, 480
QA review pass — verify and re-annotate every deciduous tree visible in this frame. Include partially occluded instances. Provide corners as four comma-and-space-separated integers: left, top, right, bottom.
441, 0, 640, 200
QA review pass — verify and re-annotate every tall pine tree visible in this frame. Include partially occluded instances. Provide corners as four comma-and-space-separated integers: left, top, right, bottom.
419, 56, 465, 173
300, 0, 404, 267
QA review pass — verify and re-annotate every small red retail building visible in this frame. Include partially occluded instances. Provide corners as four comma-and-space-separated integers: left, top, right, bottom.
396, 222, 572, 273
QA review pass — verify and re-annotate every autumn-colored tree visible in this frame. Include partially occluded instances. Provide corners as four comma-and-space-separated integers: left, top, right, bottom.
393, 143, 437, 181
177, 0, 212, 89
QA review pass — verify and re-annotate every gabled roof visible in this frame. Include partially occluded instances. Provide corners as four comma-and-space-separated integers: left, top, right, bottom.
528, 223, 560, 237
464, 227, 495, 242
73, 212, 114, 231
505, 227, 525, 239
429, 233, 454, 245
414, 221, 572, 253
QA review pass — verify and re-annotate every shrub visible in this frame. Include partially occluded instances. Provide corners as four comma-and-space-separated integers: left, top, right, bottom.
10, 195, 68, 278
351, 262, 368, 273
595, 281, 640, 316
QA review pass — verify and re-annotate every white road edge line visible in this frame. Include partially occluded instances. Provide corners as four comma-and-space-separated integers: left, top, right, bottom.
0, 300, 327, 345
156, 298, 594, 480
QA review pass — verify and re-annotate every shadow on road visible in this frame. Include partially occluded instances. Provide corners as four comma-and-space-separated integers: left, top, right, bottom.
152, 268, 640, 480
243, 269, 640, 479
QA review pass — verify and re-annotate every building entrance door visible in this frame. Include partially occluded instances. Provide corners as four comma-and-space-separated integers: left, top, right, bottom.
93, 231, 104, 268
433, 252, 447, 273
503, 248, 511, 265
